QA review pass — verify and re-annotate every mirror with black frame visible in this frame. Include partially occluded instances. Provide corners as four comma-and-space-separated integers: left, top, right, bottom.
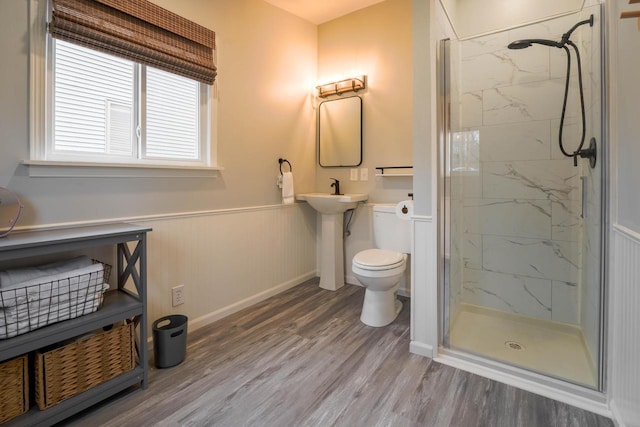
318, 96, 362, 167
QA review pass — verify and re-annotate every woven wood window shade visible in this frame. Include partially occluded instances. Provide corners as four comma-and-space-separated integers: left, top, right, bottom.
50, 0, 217, 85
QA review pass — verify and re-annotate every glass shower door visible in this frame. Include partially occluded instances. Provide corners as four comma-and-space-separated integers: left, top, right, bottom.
441, 6, 604, 389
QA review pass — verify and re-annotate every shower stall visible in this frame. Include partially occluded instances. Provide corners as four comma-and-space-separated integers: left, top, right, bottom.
439, 5, 605, 389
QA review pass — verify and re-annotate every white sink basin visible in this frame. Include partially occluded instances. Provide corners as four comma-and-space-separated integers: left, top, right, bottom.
296, 193, 368, 214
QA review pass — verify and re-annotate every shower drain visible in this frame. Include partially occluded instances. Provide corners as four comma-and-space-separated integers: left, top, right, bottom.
505, 341, 524, 351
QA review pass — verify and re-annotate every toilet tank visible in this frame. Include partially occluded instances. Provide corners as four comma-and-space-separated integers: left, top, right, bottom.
373, 203, 412, 253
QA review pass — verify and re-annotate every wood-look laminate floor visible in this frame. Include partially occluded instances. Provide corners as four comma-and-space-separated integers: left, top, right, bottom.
66, 279, 613, 427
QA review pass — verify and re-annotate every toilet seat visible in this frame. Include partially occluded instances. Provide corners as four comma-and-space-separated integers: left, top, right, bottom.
353, 249, 405, 271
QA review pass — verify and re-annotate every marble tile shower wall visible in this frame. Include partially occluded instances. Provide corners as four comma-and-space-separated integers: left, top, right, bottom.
451, 11, 601, 324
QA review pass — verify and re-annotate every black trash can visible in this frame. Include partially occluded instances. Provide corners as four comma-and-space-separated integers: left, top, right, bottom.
152, 315, 188, 368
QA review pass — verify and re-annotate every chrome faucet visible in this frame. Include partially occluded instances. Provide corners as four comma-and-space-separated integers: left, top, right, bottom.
330, 178, 341, 195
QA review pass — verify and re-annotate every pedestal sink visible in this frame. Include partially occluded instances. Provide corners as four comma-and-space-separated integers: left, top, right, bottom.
297, 193, 368, 291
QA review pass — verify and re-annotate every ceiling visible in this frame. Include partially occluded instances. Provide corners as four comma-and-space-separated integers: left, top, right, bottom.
262, 0, 386, 24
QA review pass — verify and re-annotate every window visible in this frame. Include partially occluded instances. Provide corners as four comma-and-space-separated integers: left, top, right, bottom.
50, 40, 207, 165
48, 39, 209, 166
29, 0, 217, 171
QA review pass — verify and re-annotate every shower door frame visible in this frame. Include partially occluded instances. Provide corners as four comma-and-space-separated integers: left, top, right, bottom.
437, 38, 451, 350
597, 0, 609, 393
436, 4, 610, 393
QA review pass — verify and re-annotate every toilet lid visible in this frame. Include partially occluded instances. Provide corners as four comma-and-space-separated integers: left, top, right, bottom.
353, 249, 404, 269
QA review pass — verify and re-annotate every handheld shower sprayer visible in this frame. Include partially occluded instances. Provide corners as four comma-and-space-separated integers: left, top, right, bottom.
507, 15, 596, 168
508, 15, 593, 50
507, 39, 562, 49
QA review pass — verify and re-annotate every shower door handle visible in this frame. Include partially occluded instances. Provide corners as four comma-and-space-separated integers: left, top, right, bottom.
581, 176, 587, 219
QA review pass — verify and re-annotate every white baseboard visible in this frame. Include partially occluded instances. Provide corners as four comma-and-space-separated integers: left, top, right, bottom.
410, 340, 434, 358
609, 399, 626, 427
397, 289, 411, 298
189, 271, 317, 332
148, 271, 317, 344
345, 275, 361, 287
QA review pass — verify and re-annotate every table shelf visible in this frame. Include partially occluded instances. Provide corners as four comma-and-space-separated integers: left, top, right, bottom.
4, 367, 145, 427
0, 291, 142, 361
0, 223, 150, 425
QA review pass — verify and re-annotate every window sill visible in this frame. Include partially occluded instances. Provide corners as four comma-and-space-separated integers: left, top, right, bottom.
22, 160, 223, 178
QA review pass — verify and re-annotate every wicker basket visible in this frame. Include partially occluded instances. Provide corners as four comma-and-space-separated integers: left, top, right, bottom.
0, 354, 29, 424
35, 322, 135, 410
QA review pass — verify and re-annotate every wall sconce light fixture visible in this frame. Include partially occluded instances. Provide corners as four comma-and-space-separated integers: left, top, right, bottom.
316, 76, 366, 98
621, 0, 640, 31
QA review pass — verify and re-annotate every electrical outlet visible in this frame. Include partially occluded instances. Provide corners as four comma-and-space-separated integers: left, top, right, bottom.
360, 167, 368, 181
350, 168, 358, 181
172, 285, 185, 307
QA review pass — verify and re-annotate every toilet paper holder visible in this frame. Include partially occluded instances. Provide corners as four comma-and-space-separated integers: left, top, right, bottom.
401, 193, 414, 214
395, 199, 413, 220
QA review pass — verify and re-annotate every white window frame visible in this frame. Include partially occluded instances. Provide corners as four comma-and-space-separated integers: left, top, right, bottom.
28, 0, 220, 177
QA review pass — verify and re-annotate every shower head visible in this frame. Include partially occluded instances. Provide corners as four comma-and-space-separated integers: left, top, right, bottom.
505, 14, 596, 169
507, 39, 563, 50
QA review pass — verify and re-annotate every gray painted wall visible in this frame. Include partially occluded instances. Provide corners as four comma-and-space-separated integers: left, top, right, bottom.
316, 0, 414, 205
0, 0, 318, 226
412, 0, 433, 217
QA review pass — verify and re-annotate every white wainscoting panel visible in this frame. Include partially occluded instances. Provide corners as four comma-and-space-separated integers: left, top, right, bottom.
609, 225, 640, 427
136, 203, 317, 336
410, 215, 438, 357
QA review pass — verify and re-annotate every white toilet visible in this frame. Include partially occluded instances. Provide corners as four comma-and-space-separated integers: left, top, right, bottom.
352, 202, 412, 327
